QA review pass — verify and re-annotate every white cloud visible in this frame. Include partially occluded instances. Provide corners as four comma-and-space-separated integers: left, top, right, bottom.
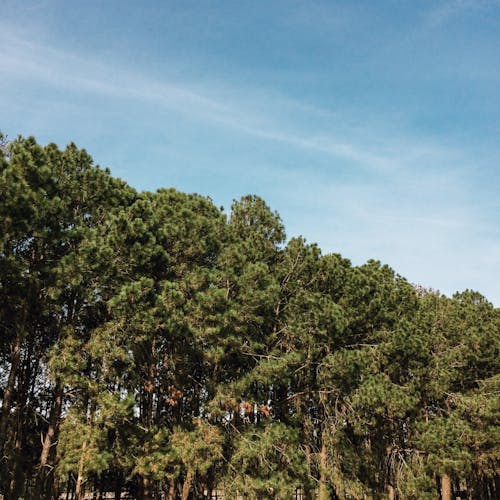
0, 26, 469, 179
1, 24, 498, 305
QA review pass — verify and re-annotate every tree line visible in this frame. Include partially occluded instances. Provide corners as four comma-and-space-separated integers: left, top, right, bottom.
0, 134, 498, 499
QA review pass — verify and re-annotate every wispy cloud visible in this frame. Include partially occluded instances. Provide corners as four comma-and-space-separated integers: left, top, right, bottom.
1, 34, 229, 116
0, 26, 487, 216
1, 20, 498, 304
0, 26, 473, 181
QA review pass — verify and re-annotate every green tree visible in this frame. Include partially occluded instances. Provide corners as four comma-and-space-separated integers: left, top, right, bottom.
1, 131, 498, 499
0, 136, 134, 499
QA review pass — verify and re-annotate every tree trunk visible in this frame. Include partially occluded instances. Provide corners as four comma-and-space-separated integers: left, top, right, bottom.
0, 335, 21, 440
6, 337, 42, 500
181, 469, 194, 500
318, 430, 329, 500
303, 415, 314, 498
35, 381, 64, 499
75, 440, 87, 500
114, 472, 123, 500
39, 382, 64, 466
441, 473, 452, 500
7, 431, 24, 500
138, 475, 154, 500
65, 474, 73, 500
388, 484, 396, 500
168, 479, 176, 500
53, 471, 61, 500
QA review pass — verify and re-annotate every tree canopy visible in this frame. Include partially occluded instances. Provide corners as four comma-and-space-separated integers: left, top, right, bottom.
0, 134, 498, 499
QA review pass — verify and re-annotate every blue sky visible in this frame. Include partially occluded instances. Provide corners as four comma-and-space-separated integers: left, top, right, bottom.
1, 0, 499, 304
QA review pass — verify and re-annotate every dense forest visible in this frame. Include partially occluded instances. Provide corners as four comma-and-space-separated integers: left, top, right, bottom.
0, 134, 498, 500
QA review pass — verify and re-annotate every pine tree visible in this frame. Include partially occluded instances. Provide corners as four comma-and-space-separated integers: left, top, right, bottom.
1, 132, 498, 499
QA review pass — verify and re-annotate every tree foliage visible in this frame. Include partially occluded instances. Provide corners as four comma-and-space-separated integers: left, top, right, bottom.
0, 134, 498, 499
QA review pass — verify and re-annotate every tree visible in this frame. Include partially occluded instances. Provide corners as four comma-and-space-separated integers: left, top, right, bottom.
0, 136, 134, 498
1, 132, 498, 499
